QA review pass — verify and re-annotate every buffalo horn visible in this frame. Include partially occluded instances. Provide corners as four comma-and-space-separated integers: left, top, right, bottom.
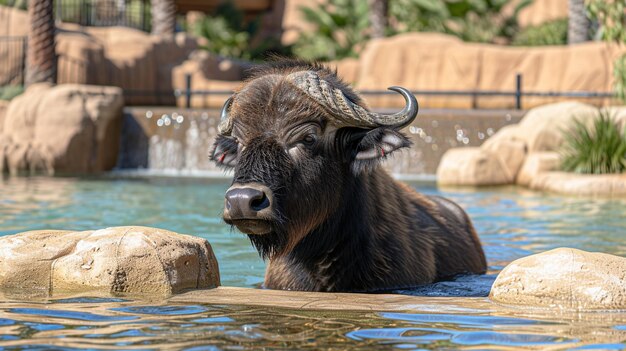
218, 96, 234, 135
287, 71, 418, 129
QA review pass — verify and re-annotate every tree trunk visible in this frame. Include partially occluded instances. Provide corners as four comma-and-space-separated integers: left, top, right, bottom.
26, 0, 56, 85
369, 0, 387, 38
151, 0, 176, 36
568, 0, 590, 44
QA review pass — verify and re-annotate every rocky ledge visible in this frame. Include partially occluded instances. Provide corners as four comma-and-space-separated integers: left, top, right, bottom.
0, 226, 220, 296
437, 102, 626, 197
490, 248, 626, 310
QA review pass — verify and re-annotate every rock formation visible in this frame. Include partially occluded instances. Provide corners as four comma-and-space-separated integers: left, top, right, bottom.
0, 83, 124, 174
491, 248, 626, 310
0, 226, 220, 295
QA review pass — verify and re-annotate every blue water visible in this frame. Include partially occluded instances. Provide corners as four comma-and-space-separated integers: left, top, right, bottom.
0, 175, 625, 350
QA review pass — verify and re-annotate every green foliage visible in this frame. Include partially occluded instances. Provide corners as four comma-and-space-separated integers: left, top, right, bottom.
0, 85, 24, 101
512, 18, 568, 46
191, 2, 286, 61
0, 0, 26, 10
586, 1, 626, 103
560, 110, 626, 174
586, 0, 626, 43
292, 0, 370, 61
614, 54, 626, 103
389, 0, 533, 44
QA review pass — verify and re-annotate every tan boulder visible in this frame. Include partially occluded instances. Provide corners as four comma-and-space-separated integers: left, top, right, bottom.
437, 147, 514, 186
516, 151, 561, 186
490, 248, 626, 310
0, 226, 220, 295
529, 172, 626, 197
0, 100, 8, 134
482, 128, 527, 180
0, 83, 124, 174
517, 101, 598, 152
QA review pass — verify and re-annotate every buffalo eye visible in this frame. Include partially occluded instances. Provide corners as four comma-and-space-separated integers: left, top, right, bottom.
300, 134, 317, 147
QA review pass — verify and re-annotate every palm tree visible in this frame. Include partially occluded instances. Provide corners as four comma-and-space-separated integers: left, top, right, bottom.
568, 0, 590, 44
25, 0, 56, 85
369, 0, 387, 38
151, 0, 176, 35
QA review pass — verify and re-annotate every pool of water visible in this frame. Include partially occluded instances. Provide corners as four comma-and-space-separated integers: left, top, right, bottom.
1, 175, 625, 350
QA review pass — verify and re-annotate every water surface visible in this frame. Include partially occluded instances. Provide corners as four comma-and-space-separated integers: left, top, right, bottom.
1, 176, 625, 350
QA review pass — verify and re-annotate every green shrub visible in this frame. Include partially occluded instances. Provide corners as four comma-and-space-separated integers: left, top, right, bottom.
0, 85, 23, 101
389, 0, 532, 44
512, 18, 568, 46
560, 110, 626, 174
614, 54, 626, 104
0, 0, 27, 10
586, 0, 625, 43
191, 2, 286, 61
292, 0, 370, 61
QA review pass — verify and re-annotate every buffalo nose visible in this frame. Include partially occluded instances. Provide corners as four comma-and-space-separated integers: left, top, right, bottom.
224, 184, 272, 219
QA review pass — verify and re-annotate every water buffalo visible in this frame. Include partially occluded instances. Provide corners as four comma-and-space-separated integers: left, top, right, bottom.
210, 61, 487, 292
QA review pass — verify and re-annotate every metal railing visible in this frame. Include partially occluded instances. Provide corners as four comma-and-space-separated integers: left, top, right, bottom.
0, 36, 27, 86
174, 73, 615, 110
55, 0, 150, 32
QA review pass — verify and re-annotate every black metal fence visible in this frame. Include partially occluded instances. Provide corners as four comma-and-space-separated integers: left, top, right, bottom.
0, 36, 27, 86
174, 73, 616, 110
55, 0, 150, 32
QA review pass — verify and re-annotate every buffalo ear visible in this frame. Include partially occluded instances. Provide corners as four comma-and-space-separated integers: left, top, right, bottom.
209, 135, 239, 168
352, 128, 411, 174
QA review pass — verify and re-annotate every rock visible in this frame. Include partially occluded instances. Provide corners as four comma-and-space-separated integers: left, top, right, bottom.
516, 101, 598, 152
0, 100, 8, 134
480, 124, 528, 178
354, 32, 622, 109
0, 83, 124, 174
437, 147, 514, 186
330, 58, 361, 86
490, 248, 626, 310
529, 172, 626, 197
171, 51, 246, 108
516, 152, 561, 186
55, 24, 199, 105
0, 226, 220, 295
358, 33, 478, 109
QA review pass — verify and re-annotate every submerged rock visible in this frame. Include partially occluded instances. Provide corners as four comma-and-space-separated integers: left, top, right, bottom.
490, 248, 626, 310
0, 226, 220, 295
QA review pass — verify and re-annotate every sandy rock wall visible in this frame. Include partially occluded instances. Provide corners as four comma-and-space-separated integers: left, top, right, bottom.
171, 50, 248, 108
56, 24, 199, 105
0, 6, 28, 86
354, 33, 621, 110
0, 83, 124, 174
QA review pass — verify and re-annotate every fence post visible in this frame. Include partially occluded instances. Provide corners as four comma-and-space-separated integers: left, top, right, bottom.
515, 73, 522, 110
55, 0, 62, 23
185, 74, 192, 109
141, 0, 147, 32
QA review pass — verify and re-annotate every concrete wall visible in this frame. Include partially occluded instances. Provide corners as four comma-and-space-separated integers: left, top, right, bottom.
119, 107, 524, 176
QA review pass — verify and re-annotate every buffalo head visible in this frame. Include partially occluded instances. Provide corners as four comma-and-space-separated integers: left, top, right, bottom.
210, 63, 418, 259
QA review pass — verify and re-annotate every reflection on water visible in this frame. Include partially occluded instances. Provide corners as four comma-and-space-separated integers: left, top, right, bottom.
0, 295, 623, 350
1, 176, 626, 349
2, 176, 625, 287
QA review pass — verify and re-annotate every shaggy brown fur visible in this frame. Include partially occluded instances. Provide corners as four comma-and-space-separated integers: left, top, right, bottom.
211, 60, 487, 292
